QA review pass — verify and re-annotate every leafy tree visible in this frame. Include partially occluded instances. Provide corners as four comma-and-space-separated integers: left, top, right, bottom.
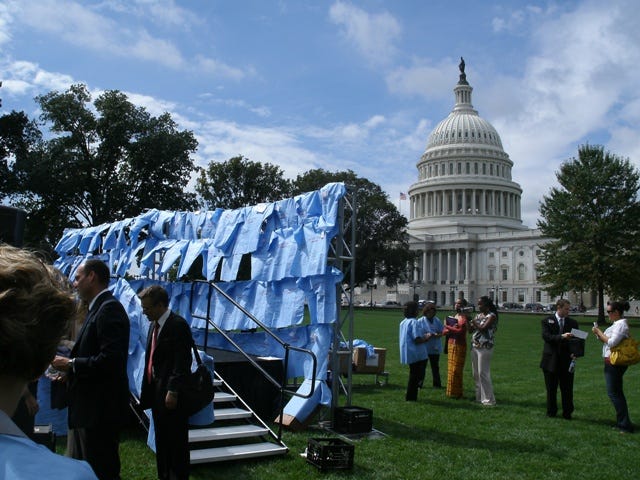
9, 84, 198, 251
293, 169, 412, 286
0, 111, 42, 198
196, 155, 293, 209
537, 144, 640, 322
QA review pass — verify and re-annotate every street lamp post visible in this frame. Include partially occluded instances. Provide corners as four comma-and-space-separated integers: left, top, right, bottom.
367, 282, 376, 307
412, 281, 420, 302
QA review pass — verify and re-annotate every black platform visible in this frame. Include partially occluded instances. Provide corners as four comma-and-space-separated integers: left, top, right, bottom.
206, 348, 284, 421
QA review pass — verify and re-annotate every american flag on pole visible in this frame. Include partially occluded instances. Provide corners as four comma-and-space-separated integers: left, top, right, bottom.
399, 192, 407, 200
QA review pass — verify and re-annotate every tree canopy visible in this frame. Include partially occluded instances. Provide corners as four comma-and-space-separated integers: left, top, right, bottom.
293, 169, 412, 286
3, 85, 411, 285
0, 110, 42, 198
196, 155, 292, 209
537, 144, 640, 321
5, 84, 198, 251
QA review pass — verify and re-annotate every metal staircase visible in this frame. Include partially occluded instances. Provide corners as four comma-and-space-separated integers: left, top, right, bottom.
187, 373, 288, 464
130, 372, 288, 466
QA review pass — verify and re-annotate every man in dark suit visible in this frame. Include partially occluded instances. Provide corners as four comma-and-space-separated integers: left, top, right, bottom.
139, 285, 193, 480
52, 259, 130, 480
539, 299, 578, 419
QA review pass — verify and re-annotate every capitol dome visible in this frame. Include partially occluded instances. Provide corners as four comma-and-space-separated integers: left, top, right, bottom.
426, 104, 503, 151
407, 60, 525, 235
403, 60, 549, 312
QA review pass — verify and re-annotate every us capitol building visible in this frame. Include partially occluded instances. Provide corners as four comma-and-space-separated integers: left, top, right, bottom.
404, 59, 553, 308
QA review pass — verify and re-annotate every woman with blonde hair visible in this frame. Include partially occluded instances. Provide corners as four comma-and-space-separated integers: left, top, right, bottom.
0, 245, 98, 478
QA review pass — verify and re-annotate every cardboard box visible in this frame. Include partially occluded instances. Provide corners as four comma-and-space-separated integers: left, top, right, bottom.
273, 413, 307, 432
306, 437, 354, 471
352, 347, 386, 374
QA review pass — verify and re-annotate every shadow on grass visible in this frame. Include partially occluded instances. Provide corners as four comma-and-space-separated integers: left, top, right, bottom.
371, 416, 564, 459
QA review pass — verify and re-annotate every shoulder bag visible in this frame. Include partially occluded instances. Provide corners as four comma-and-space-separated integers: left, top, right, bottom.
610, 336, 640, 366
181, 343, 215, 416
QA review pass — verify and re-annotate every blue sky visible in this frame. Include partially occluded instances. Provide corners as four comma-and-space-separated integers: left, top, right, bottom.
1, 0, 639, 228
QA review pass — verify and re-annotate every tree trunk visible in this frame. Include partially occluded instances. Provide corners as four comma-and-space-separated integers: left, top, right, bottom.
597, 283, 605, 324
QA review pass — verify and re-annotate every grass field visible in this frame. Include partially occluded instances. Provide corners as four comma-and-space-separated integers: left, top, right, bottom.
113, 309, 640, 479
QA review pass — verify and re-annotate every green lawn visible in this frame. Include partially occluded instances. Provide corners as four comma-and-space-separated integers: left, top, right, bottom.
115, 309, 640, 479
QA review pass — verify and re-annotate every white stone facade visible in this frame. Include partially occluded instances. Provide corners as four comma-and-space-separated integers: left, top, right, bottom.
405, 64, 552, 307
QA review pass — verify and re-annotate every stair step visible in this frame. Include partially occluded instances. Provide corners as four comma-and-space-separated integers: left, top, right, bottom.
189, 425, 268, 442
213, 407, 252, 420
213, 392, 236, 403
190, 442, 288, 464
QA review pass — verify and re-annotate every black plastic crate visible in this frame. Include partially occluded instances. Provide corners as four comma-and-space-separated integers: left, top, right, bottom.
333, 406, 373, 434
306, 437, 354, 471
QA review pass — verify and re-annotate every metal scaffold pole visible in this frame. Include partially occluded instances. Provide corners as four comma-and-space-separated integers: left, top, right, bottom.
329, 186, 356, 414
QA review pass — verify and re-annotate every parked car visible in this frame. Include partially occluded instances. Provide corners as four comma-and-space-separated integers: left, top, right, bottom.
501, 302, 523, 310
525, 303, 545, 312
383, 300, 401, 308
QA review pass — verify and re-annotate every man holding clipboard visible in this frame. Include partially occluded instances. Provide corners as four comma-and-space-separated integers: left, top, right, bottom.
539, 299, 583, 420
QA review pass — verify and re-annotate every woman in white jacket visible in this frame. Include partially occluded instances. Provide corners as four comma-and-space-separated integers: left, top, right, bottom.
592, 300, 634, 433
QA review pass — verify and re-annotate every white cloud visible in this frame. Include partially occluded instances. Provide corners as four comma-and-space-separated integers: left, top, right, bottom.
194, 55, 250, 81
195, 120, 323, 179
364, 115, 385, 129
385, 58, 459, 101
479, 0, 640, 226
131, 0, 202, 29
1, 60, 76, 102
0, 2, 13, 46
5, 0, 249, 79
329, 1, 401, 66
491, 4, 545, 34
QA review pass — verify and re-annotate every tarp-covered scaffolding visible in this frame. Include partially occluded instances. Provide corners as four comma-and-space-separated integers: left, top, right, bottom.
51, 182, 355, 424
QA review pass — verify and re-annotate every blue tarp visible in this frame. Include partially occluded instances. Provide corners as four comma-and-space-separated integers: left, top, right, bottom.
45, 183, 347, 433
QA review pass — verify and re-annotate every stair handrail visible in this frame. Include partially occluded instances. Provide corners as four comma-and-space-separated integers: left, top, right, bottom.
189, 280, 318, 439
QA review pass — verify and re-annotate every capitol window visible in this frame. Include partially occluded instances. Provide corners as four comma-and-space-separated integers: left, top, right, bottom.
518, 264, 525, 281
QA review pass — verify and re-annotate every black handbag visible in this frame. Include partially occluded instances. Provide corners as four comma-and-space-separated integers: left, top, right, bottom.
181, 343, 215, 416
